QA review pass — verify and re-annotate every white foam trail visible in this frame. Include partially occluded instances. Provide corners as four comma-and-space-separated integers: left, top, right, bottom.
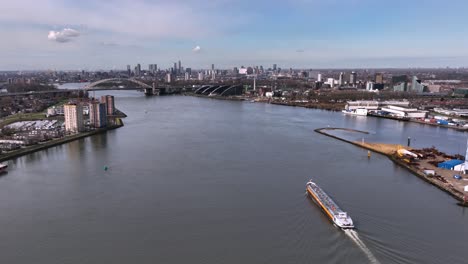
344, 229, 380, 264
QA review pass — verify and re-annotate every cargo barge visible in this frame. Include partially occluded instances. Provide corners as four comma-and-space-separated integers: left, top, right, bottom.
306, 180, 354, 229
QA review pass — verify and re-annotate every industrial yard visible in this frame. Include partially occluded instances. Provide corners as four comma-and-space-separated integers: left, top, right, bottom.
316, 127, 468, 203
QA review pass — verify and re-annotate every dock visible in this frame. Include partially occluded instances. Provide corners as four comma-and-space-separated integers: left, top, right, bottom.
315, 127, 467, 203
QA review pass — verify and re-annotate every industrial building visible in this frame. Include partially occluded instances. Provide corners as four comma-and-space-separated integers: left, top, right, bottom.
380, 105, 427, 118
345, 100, 410, 111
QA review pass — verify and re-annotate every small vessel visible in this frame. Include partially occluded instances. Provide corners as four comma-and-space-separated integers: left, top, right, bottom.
342, 108, 368, 116
0, 163, 8, 173
306, 180, 354, 229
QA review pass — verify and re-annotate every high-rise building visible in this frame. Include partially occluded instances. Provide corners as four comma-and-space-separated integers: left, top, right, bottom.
393, 82, 408, 92
184, 72, 190, 81
64, 103, 84, 133
273, 64, 277, 71
100, 95, 115, 115
198, 72, 204, 81
339, 72, 345, 85
148, 64, 157, 73
89, 101, 107, 128
135, 64, 141, 76
392, 75, 408, 85
375, 73, 384, 84
350, 71, 357, 85
166, 73, 173, 83
366, 81, 374, 91
127, 65, 131, 76
411, 76, 424, 93
211, 64, 215, 71
178, 60, 182, 74
317, 73, 323, 82
173, 62, 177, 74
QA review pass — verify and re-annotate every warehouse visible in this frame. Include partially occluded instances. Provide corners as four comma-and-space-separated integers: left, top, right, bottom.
380, 105, 427, 118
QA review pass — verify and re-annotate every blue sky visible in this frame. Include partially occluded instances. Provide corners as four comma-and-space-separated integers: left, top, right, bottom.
0, 0, 467, 70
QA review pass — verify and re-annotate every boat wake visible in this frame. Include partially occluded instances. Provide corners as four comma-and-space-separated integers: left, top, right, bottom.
343, 229, 380, 264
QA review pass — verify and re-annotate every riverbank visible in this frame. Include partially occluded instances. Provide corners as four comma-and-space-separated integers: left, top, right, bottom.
410, 119, 468, 132
0, 121, 123, 163
190, 94, 468, 131
191, 94, 245, 101
315, 127, 467, 203
189, 93, 345, 111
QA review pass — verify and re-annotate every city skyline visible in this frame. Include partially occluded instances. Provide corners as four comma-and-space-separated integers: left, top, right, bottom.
1, 0, 468, 70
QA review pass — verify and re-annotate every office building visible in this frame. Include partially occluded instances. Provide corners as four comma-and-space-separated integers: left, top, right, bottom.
392, 75, 408, 84
178, 60, 182, 74
375, 73, 384, 84
89, 101, 107, 128
173, 62, 177, 74
149, 64, 157, 73
135, 64, 141, 76
166, 73, 173, 83
211, 64, 215, 71
366, 81, 374, 91
273, 64, 277, 71
350, 71, 357, 85
185, 72, 190, 81
127, 65, 131, 76
317, 73, 323, 82
339, 72, 345, 85
185, 67, 192, 75
393, 82, 408, 92
100, 95, 115, 115
198, 72, 204, 81
64, 103, 84, 133
411, 76, 424, 93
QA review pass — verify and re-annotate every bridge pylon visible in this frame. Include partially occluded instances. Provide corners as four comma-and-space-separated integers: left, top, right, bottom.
144, 82, 160, 96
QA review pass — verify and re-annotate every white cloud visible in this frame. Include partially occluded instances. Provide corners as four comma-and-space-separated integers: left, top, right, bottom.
48, 28, 80, 43
0, 0, 241, 40
192, 45, 201, 53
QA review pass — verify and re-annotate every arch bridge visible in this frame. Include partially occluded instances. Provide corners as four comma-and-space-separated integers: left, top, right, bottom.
84, 78, 182, 95
84, 78, 153, 91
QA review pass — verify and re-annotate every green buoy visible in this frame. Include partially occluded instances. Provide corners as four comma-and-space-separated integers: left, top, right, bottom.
104, 166, 108, 171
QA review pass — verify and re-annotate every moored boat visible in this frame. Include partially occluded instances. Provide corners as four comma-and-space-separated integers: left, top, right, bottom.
342, 108, 368, 116
306, 180, 354, 229
0, 163, 8, 173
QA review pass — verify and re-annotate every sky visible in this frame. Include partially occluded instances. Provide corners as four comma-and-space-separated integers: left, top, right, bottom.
0, 0, 468, 70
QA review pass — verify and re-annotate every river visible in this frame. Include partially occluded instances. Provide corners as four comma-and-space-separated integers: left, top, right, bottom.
0, 91, 467, 264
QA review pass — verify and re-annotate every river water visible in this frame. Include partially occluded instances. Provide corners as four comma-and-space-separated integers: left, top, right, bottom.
0, 91, 467, 264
